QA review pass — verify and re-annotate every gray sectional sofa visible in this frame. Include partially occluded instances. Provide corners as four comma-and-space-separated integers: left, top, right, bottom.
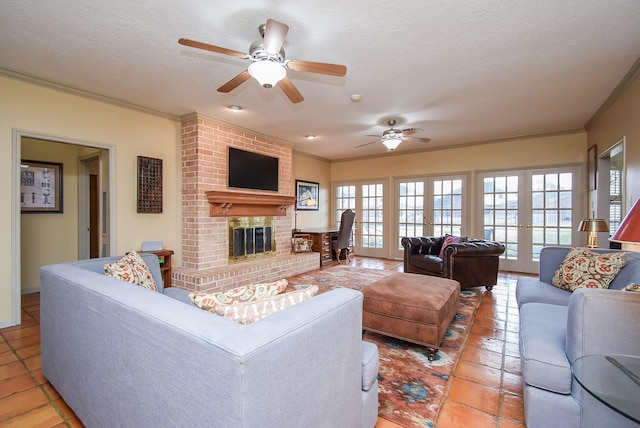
516, 246, 640, 428
40, 254, 379, 428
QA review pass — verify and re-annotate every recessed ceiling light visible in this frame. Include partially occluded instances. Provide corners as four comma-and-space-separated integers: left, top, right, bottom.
227, 105, 242, 111
350, 94, 362, 102
305, 135, 317, 139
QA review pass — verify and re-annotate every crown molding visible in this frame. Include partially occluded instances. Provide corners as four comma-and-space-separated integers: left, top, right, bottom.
0, 67, 179, 121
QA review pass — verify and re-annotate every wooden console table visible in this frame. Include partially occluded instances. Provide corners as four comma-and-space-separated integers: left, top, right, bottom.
295, 229, 338, 267
143, 249, 174, 287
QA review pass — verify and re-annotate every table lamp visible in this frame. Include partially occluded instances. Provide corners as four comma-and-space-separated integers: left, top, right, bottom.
577, 218, 609, 248
610, 198, 640, 245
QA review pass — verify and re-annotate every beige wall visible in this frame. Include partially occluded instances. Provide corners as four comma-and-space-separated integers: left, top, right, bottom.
587, 73, 640, 209
292, 152, 331, 229
586, 72, 640, 251
0, 75, 182, 326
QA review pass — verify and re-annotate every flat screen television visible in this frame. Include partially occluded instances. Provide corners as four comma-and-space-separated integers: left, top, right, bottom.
228, 147, 279, 192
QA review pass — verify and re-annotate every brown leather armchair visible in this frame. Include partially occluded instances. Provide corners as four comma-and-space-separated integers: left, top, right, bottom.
401, 236, 505, 290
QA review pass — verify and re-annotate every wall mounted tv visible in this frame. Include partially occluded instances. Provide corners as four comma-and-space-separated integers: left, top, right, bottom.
228, 147, 279, 192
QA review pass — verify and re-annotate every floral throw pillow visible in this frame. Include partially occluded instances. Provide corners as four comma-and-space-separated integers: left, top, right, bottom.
189, 279, 288, 312
215, 285, 319, 324
551, 247, 627, 291
439, 235, 461, 258
104, 251, 158, 292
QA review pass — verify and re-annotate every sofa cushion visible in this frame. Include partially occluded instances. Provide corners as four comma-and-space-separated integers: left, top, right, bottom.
103, 251, 157, 292
519, 303, 572, 394
515, 277, 572, 308
361, 341, 379, 392
215, 285, 319, 324
439, 235, 461, 258
408, 254, 444, 274
188, 279, 288, 311
551, 247, 627, 291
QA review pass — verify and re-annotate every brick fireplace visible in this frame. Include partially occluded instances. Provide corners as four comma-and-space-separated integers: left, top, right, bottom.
171, 112, 318, 294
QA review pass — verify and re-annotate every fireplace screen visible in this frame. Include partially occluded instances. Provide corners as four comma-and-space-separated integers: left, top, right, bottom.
228, 217, 276, 263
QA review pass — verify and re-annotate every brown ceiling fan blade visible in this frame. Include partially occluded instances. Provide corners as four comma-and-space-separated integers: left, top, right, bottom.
286, 60, 347, 77
263, 19, 289, 55
179, 38, 249, 59
404, 136, 432, 143
278, 77, 304, 103
356, 140, 380, 148
401, 127, 423, 136
217, 70, 251, 93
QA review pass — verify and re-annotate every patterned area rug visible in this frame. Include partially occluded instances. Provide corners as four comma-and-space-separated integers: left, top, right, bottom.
287, 265, 482, 428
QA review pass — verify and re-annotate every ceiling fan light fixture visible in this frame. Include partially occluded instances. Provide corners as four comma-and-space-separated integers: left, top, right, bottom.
382, 136, 402, 151
248, 60, 286, 88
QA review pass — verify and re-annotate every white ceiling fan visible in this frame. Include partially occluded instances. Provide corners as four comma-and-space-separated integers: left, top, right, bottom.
178, 19, 347, 103
357, 120, 432, 151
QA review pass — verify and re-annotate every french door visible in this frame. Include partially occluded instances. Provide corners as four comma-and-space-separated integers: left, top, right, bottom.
394, 175, 467, 259
479, 167, 582, 273
335, 181, 388, 258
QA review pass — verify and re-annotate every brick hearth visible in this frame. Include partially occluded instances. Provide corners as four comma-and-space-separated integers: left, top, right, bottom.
172, 112, 318, 294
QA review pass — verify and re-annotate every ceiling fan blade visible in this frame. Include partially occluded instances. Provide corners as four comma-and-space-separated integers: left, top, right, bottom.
355, 140, 380, 148
179, 38, 249, 59
401, 127, 423, 136
286, 60, 347, 77
404, 136, 432, 143
263, 19, 289, 55
278, 77, 304, 103
217, 70, 251, 93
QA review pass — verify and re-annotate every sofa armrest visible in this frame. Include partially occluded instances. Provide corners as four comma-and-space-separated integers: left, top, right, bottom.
566, 288, 640, 363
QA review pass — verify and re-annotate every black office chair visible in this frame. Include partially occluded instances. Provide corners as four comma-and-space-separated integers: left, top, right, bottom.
334, 209, 355, 264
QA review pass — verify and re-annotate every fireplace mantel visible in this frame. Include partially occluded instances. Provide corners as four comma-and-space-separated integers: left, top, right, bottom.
205, 190, 296, 217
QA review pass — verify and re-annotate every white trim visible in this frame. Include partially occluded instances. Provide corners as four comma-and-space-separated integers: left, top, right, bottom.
9, 129, 117, 327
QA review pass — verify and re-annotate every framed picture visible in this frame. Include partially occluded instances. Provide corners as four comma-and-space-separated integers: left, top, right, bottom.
20, 159, 63, 213
295, 180, 319, 211
588, 145, 597, 191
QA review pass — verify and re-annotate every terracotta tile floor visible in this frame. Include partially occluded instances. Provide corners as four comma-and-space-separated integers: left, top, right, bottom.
0, 258, 526, 428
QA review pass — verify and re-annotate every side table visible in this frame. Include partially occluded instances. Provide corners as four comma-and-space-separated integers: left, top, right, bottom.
572, 353, 640, 424
143, 249, 174, 287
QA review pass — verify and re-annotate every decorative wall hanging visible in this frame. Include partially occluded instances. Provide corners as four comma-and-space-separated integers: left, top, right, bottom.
295, 180, 319, 211
20, 159, 63, 213
137, 156, 163, 213
588, 145, 597, 191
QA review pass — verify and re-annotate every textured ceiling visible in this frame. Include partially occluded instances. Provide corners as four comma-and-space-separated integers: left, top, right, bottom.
1, 0, 640, 160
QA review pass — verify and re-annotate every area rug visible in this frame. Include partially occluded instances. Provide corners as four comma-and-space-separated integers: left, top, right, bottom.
287, 265, 482, 428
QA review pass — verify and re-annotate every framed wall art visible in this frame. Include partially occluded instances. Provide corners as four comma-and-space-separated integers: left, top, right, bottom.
295, 180, 319, 211
20, 159, 63, 213
588, 145, 597, 191
137, 156, 163, 213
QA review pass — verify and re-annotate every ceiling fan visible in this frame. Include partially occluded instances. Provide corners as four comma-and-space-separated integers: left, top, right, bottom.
178, 19, 347, 103
357, 120, 432, 151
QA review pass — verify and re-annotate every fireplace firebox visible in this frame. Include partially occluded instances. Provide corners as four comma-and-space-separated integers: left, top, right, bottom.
228, 217, 276, 263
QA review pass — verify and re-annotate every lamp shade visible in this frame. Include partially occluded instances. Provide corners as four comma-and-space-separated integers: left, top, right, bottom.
382, 136, 402, 151
610, 198, 640, 244
248, 61, 286, 88
577, 218, 609, 232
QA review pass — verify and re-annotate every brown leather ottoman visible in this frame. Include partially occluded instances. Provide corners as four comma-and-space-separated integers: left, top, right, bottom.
362, 272, 460, 360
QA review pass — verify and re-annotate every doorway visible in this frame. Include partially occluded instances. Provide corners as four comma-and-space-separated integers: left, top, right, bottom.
11, 130, 116, 326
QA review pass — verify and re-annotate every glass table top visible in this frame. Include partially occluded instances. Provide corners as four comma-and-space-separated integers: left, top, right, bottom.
572, 354, 640, 424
